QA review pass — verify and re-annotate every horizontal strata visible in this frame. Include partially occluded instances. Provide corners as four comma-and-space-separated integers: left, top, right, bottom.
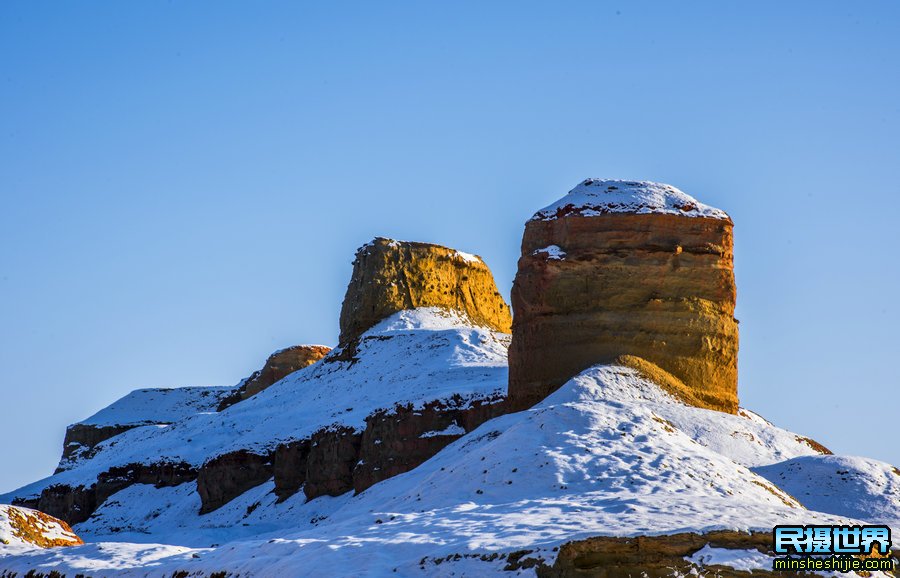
510, 192, 738, 414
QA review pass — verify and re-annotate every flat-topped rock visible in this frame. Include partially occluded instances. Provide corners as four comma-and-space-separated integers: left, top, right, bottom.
338, 237, 512, 345
509, 179, 739, 413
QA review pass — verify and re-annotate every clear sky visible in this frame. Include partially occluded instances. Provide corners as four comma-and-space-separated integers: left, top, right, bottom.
1, 1, 898, 494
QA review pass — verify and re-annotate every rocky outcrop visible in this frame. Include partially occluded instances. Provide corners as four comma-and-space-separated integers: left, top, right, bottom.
0, 505, 83, 548
272, 440, 311, 501
58, 386, 233, 472
196, 451, 273, 514
17, 461, 196, 525
217, 345, 331, 411
541, 531, 774, 578
303, 426, 363, 500
338, 238, 512, 345
509, 179, 739, 413
268, 395, 507, 505
352, 395, 506, 493
58, 424, 136, 471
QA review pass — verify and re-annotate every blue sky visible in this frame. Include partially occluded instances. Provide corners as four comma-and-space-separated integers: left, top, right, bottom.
1, 1, 898, 494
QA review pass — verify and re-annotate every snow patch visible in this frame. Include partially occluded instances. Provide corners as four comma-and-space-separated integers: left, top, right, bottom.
686, 544, 772, 572
532, 245, 566, 260
453, 250, 482, 264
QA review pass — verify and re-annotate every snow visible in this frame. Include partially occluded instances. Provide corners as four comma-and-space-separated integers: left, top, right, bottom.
532, 245, 566, 260
685, 544, 772, 572
754, 455, 900, 528
5, 363, 896, 576
531, 179, 730, 221
79, 386, 234, 427
2, 308, 897, 575
1, 307, 510, 503
453, 250, 483, 264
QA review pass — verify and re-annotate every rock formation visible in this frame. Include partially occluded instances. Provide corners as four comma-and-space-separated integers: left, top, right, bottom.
0, 504, 83, 548
271, 394, 507, 503
543, 531, 773, 578
338, 237, 512, 345
201, 236, 515, 511
18, 461, 196, 525
58, 386, 234, 472
508, 179, 739, 413
217, 344, 331, 410
197, 451, 273, 514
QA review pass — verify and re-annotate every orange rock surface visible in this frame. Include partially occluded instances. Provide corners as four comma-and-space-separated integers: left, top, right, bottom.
509, 182, 739, 413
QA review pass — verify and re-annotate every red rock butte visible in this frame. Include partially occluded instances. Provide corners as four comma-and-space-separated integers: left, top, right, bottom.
508, 179, 739, 413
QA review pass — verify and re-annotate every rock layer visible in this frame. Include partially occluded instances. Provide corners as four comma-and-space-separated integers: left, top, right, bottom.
17, 461, 196, 525
509, 180, 738, 413
269, 395, 506, 505
541, 531, 774, 578
338, 238, 511, 345
196, 451, 273, 514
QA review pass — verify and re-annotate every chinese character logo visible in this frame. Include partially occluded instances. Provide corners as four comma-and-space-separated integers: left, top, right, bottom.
774, 525, 892, 555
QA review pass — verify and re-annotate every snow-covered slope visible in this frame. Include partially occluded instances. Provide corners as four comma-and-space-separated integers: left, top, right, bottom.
531, 179, 730, 221
754, 454, 900, 529
57, 386, 236, 472
2, 307, 510, 504
78, 386, 234, 428
4, 364, 895, 577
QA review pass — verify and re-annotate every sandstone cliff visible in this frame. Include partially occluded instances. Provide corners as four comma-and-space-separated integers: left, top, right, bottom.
508, 179, 739, 413
338, 237, 512, 345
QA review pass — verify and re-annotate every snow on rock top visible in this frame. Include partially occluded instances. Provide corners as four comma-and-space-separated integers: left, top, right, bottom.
79, 386, 234, 427
531, 179, 730, 221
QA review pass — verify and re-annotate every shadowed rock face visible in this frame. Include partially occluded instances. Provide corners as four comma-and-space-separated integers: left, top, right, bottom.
509, 180, 738, 413
57, 424, 136, 472
269, 395, 507, 505
20, 461, 196, 524
338, 238, 512, 345
197, 451, 273, 514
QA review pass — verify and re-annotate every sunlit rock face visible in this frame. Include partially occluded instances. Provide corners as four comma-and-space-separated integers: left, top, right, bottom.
508, 179, 738, 413
0, 504, 83, 548
338, 237, 512, 345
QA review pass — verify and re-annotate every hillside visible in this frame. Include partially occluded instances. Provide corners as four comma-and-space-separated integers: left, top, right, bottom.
2, 191, 897, 577
1, 354, 897, 575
